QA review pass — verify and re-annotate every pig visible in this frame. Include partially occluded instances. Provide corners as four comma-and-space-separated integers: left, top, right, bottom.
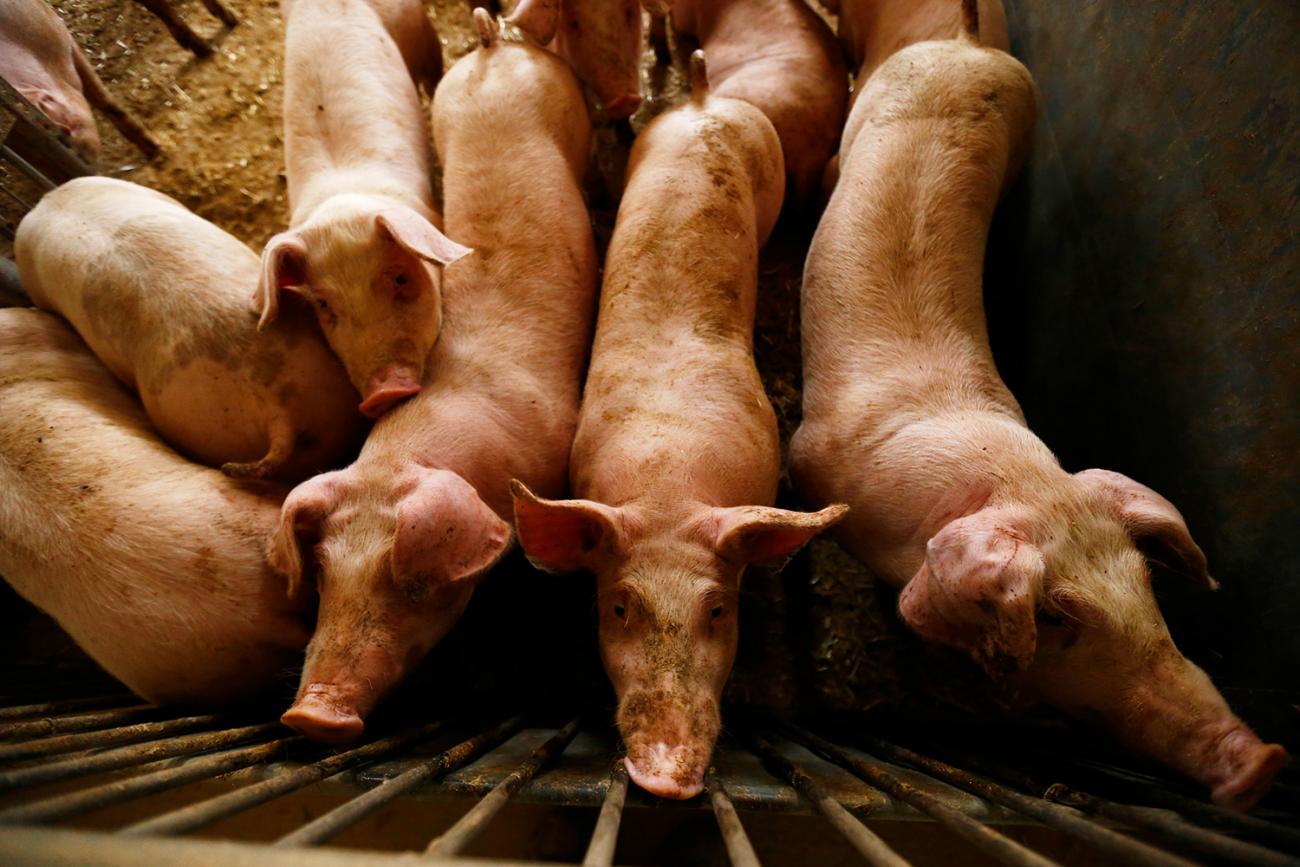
15, 177, 364, 483
268, 9, 597, 743
669, 0, 848, 207
511, 52, 846, 800
259, 0, 470, 418
0, 308, 312, 704
507, 0, 644, 117
0, 0, 160, 158
789, 7, 1287, 810
836, 0, 1009, 83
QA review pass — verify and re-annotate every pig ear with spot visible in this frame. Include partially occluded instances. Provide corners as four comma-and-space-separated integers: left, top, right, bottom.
712, 503, 848, 570
267, 473, 341, 598
1076, 469, 1216, 590
390, 469, 511, 598
898, 513, 1045, 674
510, 480, 625, 574
375, 208, 472, 269
254, 232, 309, 330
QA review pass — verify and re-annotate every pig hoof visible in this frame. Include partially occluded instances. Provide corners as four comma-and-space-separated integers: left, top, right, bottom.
1211, 743, 1288, 811
603, 94, 642, 119
280, 698, 365, 744
623, 750, 705, 800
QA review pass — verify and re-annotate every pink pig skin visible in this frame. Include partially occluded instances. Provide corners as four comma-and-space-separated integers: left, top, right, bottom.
837, 0, 1008, 83
259, 0, 470, 419
270, 12, 597, 744
791, 19, 1286, 810
0, 0, 100, 154
511, 53, 845, 801
15, 177, 364, 483
0, 309, 312, 704
671, 0, 848, 208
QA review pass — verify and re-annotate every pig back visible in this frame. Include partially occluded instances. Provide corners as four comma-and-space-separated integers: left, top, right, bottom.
0, 309, 312, 704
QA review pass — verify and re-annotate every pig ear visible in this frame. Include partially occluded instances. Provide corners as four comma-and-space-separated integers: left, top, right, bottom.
712, 503, 849, 570
505, 0, 560, 45
268, 474, 339, 598
898, 514, 1046, 674
254, 233, 309, 330
1076, 469, 1216, 590
510, 479, 624, 574
390, 469, 511, 598
375, 209, 472, 268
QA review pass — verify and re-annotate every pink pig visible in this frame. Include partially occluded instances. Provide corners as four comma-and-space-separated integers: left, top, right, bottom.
258, 0, 470, 418
269, 10, 597, 743
833, 0, 1009, 82
508, 0, 644, 117
0, 309, 311, 704
791, 6, 1286, 810
512, 53, 845, 801
670, 0, 848, 207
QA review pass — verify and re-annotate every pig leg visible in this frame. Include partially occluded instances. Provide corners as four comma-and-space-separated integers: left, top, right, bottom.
221, 416, 296, 480
197, 0, 239, 28
131, 0, 213, 58
72, 44, 161, 159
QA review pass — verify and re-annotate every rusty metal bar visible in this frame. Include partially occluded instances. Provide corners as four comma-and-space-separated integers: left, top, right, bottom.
0, 693, 132, 722
777, 724, 1060, 867
0, 713, 224, 765
844, 733, 1198, 867
424, 716, 582, 858
707, 770, 762, 867
1044, 783, 1300, 867
275, 716, 527, 848
0, 736, 298, 824
120, 722, 450, 838
0, 721, 279, 790
0, 705, 158, 741
582, 763, 628, 867
0, 144, 55, 192
742, 731, 912, 867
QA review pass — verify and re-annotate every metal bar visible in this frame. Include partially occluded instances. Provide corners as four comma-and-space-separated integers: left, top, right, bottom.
707, 770, 762, 867
0, 713, 224, 765
0, 144, 55, 191
778, 724, 1060, 867
743, 731, 911, 867
1045, 783, 1300, 867
120, 722, 450, 838
0, 705, 157, 741
847, 733, 1199, 867
582, 763, 628, 867
0, 736, 298, 824
275, 716, 527, 848
424, 716, 582, 858
0, 722, 278, 790
0, 693, 131, 722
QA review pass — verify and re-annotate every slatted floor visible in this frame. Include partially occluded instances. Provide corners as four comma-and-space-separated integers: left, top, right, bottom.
0, 689, 1296, 865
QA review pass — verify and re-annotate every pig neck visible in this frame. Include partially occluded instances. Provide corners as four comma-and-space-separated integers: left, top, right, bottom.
571, 121, 780, 517
676, 0, 811, 78
282, 0, 434, 221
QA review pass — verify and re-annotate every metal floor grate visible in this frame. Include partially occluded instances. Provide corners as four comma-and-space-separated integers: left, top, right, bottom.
0, 692, 1296, 866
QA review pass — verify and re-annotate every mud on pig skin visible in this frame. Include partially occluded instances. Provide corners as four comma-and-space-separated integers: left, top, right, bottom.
512, 53, 845, 801
0, 309, 312, 704
507, 0, 645, 117
15, 177, 364, 483
790, 18, 1286, 810
258, 0, 470, 419
671, 0, 848, 208
271, 11, 597, 744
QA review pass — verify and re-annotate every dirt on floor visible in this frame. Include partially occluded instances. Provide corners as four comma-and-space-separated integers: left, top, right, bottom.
8, 0, 1025, 721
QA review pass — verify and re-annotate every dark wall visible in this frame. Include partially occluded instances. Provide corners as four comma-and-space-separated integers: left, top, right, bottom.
986, 1, 1299, 707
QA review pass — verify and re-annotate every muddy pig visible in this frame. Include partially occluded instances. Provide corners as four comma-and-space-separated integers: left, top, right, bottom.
790, 8, 1286, 810
16, 177, 363, 482
507, 0, 644, 117
269, 11, 597, 743
0, 308, 312, 703
670, 0, 847, 208
260, 0, 470, 418
512, 53, 845, 800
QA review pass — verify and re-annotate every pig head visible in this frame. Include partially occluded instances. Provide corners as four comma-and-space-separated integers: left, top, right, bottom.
269, 466, 510, 742
513, 481, 845, 798
254, 194, 471, 417
898, 469, 1287, 810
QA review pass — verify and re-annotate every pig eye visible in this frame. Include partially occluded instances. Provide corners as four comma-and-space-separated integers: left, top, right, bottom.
394, 274, 409, 286
613, 604, 626, 620
710, 605, 724, 620
315, 298, 329, 311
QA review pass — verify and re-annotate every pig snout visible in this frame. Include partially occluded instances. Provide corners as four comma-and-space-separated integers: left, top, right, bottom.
618, 690, 718, 800
358, 365, 422, 417
624, 743, 706, 800
281, 683, 365, 744
1204, 727, 1288, 811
